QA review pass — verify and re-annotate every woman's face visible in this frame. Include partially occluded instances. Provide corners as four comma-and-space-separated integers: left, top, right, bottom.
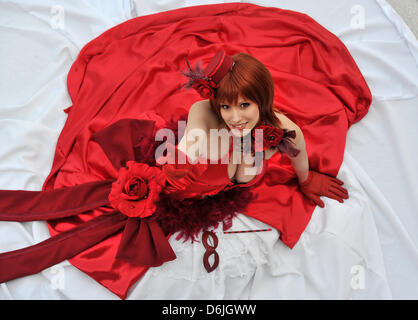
219, 95, 260, 137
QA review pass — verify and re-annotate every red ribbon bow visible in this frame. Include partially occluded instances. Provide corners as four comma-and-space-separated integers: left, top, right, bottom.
0, 119, 177, 284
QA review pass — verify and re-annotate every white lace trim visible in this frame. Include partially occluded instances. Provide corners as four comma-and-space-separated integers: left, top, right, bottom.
147, 228, 273, 282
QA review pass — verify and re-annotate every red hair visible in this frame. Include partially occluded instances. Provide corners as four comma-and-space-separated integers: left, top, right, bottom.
209, 52, 281, 127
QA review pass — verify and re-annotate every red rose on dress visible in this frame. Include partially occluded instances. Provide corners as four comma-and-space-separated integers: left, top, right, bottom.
192, 78, 219, 99
252, 124, 284, 152
108, 161, 166, 218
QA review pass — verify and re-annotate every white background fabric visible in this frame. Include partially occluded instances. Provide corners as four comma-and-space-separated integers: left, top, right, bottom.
0, 0, 416, 299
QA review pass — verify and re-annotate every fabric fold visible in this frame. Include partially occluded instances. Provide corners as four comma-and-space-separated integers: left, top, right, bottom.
0, 180, 114, 221
0, 211, 126, 283
91, 118, 157, 170
116, 217, 176, 267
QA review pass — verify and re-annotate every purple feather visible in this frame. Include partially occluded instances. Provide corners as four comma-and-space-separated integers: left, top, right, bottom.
180, 57, 206, 89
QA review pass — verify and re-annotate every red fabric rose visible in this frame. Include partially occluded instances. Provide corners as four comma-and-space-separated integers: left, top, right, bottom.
252, 124, 284, 152
192, 78, 218, 99
108, 161, 166, 218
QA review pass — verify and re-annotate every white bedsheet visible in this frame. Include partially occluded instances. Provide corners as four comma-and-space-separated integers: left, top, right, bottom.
0, 0, 416, 300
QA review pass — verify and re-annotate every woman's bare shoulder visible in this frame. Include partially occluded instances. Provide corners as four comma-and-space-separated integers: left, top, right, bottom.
189, 99, 211, 115
274, 110, 301, 132
188, 99, 218, 130
178, 100, 218, 160
273, 110, 305, 149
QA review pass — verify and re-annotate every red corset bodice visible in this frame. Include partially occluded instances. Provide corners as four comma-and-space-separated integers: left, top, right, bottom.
162, 139, 269, 201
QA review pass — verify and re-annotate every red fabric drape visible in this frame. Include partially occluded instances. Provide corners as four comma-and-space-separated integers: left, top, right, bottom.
34, 3, 371, 299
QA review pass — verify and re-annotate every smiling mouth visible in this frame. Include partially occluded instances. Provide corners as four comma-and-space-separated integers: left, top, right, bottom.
230, 122, 247, 130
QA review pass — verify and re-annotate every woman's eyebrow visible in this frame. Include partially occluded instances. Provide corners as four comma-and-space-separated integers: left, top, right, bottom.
223, 101, 248, 105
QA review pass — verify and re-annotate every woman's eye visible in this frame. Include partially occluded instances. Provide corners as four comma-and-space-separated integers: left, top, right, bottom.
221, 103, 249, 109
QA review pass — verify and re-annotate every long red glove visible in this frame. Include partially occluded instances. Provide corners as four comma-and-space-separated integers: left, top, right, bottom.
158, 143, 193, 181
299, 170, 349, 208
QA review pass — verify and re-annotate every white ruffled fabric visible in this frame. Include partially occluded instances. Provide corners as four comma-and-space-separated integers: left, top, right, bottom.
129, 161, 391, 299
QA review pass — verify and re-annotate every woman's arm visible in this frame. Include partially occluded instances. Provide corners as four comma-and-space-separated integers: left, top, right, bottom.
288, 130, 309, 183
274, 112, 309, 183
177, 101, 209, 161
160, 101, 206, 179
274, 112, 348, 207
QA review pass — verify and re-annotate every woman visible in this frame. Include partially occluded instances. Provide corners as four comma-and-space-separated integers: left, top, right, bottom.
162, 50, 348, 208
0, 6, 371, 297
0, 50, 352, 298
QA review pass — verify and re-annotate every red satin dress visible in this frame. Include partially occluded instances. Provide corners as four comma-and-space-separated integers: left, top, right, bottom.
0, 2, 372, 299
162, 139, 269, 201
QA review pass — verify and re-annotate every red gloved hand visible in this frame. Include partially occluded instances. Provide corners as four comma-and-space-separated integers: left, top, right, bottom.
157, 143, 192, 181
298, 170, 349, 208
